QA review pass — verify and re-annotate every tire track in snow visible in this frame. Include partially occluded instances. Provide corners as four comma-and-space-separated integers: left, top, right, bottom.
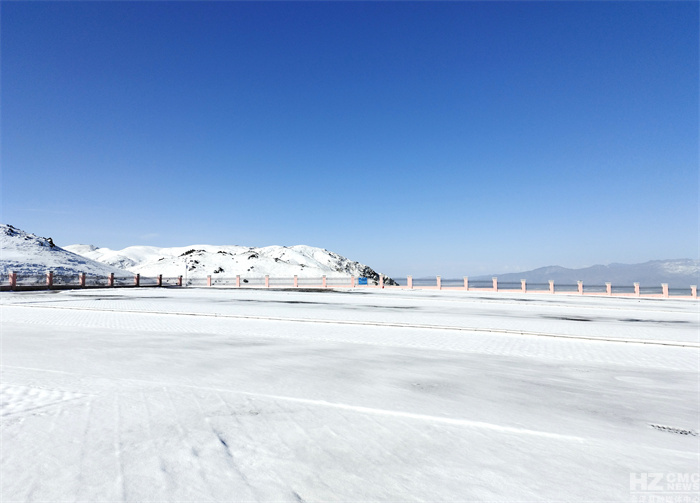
138, 390, 173, 497
75, 400, 93, 500
0, 365, 585, 443
189, 386, 260, 501
210, 392, 260, 499
219, 393, 317, 501
263, 400, 343, 498
114, 394, 127, 503
19, 385, 68, 502
162, 386, 244, 500
178, 391, 221, 502
329, 405, 431, 499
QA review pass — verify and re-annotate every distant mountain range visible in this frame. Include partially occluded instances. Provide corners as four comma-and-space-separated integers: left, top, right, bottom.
0, 223, 393, 285
473, 260, 700, 288
2, 224, 696, 288
64, 243, 394, 285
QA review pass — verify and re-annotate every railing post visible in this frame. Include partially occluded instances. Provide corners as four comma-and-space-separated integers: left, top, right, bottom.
265, 275, 270, 288
606, 282, 611, 296
108, 273, 115, 287
691, 285, 697, 299
634, 282, 640, 297
236, 275, 241, 288
207, 275, 212, 287
177, 275, 182, 287
9, 272, 17, 290
293, 275, 298, 288
79, 273, 86, 288
492, 277, 498, 292
46, 271, 53, 289
464, 276, 468, 291
577, 281, 583, 295
134, 274, 140, 287
549, 280, 554, 294
436, 276, 441, 290
379, 275, 384, 288
662, 283, 668, 298
351, 276, 355, 288
408, 275, 413, 289
522, 279, 527, 293
157, 274, 162, 287
322, 275, 326, 288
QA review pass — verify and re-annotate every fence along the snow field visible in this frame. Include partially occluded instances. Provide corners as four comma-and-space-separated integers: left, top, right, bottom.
0, 271, 697, 299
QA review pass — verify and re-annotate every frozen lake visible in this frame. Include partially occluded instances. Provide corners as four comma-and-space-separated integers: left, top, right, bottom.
2, 288, 698, 501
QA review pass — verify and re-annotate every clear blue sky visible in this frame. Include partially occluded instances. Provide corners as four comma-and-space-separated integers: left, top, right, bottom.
2, 1, 698, 277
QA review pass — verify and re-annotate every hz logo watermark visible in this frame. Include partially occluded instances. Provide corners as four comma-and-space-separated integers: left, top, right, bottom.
630, 472, 699, 503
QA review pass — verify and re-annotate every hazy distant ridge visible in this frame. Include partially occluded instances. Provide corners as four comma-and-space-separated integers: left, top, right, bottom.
474, 260, 699, 288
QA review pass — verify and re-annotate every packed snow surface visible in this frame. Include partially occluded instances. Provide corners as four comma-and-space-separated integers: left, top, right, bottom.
1, 288, 698, 501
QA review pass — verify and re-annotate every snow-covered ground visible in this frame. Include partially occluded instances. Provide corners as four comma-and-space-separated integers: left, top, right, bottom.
1, 288, 698, 501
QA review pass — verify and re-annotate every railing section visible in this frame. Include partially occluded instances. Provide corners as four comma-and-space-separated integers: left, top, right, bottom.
1, 271, 697, 299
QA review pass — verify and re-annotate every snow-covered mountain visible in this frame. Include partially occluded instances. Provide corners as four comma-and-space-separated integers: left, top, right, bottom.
64, 243, 395, 285
0, 224, 130, 278
473, 259, 700, 288
1, 224, 395, 285
10, 223, 693, 289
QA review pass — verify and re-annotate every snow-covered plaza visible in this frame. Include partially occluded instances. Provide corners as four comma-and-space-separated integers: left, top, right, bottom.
1, 287, 698, 502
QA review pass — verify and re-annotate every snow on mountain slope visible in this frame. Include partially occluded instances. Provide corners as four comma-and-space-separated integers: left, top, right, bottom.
0, 225, 130, 278
65, 242, 396, 284
658, 259, 700, 276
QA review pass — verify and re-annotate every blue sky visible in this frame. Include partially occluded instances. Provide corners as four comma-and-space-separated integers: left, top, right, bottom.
2, 1, 697, 277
